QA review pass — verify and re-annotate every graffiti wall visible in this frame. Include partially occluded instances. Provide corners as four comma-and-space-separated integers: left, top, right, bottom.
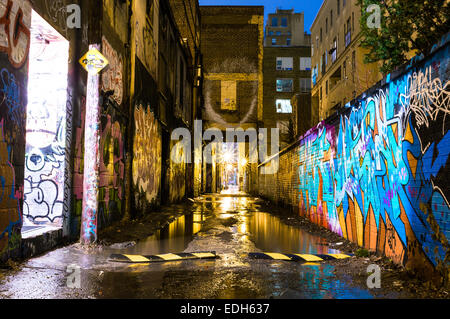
132, 103, 161, 210
257, 35, 450, 282
98, 35, 126, 229
23, 11, 69, 226
0, 0, 31, 260
168, 139, 186, 203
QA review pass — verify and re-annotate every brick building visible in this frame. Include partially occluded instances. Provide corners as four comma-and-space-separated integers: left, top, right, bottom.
310, 0, 382, 120
262, 9, 311, 148
200, 6, 264, 193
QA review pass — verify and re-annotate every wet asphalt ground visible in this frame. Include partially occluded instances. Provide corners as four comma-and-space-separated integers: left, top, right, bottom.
0, 194, 395, 299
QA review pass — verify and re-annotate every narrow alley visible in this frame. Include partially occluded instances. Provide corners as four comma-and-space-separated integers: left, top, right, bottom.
0, 0, 448, 306
0, 193, 413, 299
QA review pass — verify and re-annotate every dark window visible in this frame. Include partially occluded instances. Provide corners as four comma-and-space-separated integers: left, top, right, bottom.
272, 17, 278, 26
326, 18, 328, 33
337, 0, 340, 15
331, 10, 333, 26
286, 38, 291, 46
281, 17, 288, 27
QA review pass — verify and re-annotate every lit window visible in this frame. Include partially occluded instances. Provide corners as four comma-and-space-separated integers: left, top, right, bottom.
276, 57, 293, 70
272, 38, 277, 45
300, 57, 311, 71
276, 99, 292, 113
276, 79, 293, 92
286, 38, 291, 45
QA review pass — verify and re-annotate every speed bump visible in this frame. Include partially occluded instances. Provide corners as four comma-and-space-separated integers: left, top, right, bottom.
248, 252, 352, 262
109, 251, 218, 263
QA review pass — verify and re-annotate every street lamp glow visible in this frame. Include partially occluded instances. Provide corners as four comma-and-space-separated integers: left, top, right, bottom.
240, 158, 248, 167
223, 151, 233, 163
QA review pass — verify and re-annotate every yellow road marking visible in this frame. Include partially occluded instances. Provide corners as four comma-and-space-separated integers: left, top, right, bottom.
295, 254, 324, 262
156, 253, 183, 261
264, 253, 292, 261
327, 254, 351, 259
192, 253, 216, 259
123, 255, 150, 263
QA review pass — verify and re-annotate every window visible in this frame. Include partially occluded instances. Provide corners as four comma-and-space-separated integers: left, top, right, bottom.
337, 0, 340, 15
312, 43, 314, 56
326, 18, 328, 33
343, 59, 347, 79
331, 37, 337, 63
276, 57, 293, 70
268, 31, 273, 36
330, 10, 333, 26
276, 79, 293, 92
325, 80, 328, 95
352, 12, 354, 31
276, 99, 292, 113
300, 57, 311, 71
300, 78, 311, 93
286, 38, 291, 45
271, 17, 278, 26
272, 38, 277, 45
221, 81, 237, 110
276, 31, 281, 36
343, 0, 346, 6
345, 18, 351, 47
320, 28, 322, 42
281, 17, 288, 27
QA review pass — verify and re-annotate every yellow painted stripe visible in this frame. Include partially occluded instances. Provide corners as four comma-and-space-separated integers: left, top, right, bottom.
327, 254, 351, 259
123, 255, 150, 263
264, 253, 292, 261
192, 252, 216, 259
156, 253, 183, 261
295, 254, 324, 262
302, 262, 321, 266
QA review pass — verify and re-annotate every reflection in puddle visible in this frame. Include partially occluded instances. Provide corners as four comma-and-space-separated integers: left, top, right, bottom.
246, 212, 339, 254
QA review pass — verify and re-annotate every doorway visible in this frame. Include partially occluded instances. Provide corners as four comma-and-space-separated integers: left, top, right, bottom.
22, 11, 69, 236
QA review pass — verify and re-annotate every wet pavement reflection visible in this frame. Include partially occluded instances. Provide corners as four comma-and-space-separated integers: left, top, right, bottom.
0, 194, 377, 299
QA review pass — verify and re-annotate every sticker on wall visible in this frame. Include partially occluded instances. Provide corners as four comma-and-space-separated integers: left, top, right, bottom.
79, 48, 109, 74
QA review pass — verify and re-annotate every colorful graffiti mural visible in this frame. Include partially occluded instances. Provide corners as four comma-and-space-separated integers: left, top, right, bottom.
133, 104, 161, 208
295, 40, 450, 279
0, 119, 21, 255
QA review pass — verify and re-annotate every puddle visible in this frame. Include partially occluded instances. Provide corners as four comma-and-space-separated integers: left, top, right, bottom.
246, 212, 340, 254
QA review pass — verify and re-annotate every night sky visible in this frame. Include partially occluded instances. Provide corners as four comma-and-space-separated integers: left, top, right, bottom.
198, 0, 324, 33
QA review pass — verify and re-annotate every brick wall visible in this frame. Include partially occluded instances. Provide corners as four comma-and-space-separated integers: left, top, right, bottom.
256, 34, 450, 285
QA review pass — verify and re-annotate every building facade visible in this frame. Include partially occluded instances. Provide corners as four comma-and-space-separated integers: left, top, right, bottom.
264, 8, 311, 48
263, 9, 311, 148
310, 0, 382, 120
200, 6, 264, 193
